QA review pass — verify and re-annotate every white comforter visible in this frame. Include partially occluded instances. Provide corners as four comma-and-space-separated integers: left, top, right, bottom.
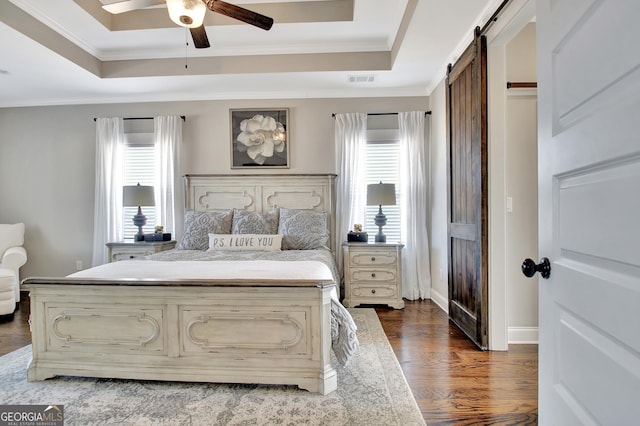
69, 249, 359, 365
71, 259, 334, 281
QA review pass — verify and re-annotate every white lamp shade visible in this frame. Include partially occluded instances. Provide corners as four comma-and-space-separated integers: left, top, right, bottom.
123, 184, 155, 207
367, 183, 396, 206
166, 0, 207, 28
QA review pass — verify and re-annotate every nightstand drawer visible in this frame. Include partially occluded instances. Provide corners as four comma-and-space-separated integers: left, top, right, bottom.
349, 251, 397, 266
112, 252, 150, 261
107, 240, 176, 263
350, 284, 397, 299
349, 268, 397, 282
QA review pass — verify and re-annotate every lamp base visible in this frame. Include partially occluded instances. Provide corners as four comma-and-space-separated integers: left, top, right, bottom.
374, 205, 387, 243
132, 207, 147, 242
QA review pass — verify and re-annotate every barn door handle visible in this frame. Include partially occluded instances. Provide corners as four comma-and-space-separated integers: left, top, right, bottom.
521, 257, 551, 279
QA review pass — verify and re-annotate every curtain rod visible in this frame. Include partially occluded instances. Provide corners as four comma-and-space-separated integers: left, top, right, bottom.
331, 111, 431, 118
93, 116, 185, 122
507, 82, 537, 89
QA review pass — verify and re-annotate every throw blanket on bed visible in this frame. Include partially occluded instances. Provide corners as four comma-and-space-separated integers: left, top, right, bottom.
71, 249, 359, 365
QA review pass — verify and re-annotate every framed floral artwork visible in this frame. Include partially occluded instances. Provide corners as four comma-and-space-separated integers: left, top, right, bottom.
230, 108, 289, 168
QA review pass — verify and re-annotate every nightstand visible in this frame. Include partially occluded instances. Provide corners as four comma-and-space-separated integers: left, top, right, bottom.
342, 242, 404, 309
106, 240, 176, 262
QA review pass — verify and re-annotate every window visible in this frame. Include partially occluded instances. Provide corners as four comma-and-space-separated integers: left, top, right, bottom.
365, 130, 402, 243
122, 133, 157, 240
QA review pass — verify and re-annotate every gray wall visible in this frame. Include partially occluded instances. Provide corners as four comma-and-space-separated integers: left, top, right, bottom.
0, 96, 428, 279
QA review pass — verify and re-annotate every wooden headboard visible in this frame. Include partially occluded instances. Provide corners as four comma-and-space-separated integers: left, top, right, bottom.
184, 174, 337, 252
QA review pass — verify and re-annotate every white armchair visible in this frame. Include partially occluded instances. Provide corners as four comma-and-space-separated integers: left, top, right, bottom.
0, 223, 27, 316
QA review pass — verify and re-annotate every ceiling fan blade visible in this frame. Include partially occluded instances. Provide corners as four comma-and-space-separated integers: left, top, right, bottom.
190, 25, 211, 49
101, 0, 164, 14
206, 0, 274, 31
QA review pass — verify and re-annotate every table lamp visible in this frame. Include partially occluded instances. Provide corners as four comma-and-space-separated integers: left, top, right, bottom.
367, 182, 396, 243
123, 183, 155, 241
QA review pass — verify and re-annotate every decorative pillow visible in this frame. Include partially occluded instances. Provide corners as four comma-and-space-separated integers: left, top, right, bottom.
278, 208, 329, 250
208, 234, 282, 251
177, 210, 233, 250
231, 209, 279, 234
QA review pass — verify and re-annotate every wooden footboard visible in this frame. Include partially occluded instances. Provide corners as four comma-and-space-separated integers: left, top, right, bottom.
23, 278, 337, 395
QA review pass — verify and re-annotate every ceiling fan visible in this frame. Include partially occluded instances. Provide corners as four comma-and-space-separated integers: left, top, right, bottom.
101, 0, 274, 49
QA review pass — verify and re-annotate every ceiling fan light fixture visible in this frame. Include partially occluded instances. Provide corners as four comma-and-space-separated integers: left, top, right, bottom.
166, 0, 207, 28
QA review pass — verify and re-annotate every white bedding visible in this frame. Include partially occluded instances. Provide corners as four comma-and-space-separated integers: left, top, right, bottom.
70, 259, 334, 282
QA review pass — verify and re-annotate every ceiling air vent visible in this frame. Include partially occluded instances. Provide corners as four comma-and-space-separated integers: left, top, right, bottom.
348, 75, 375, 84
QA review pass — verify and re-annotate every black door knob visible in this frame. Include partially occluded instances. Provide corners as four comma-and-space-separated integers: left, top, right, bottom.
521, 257, 551, 279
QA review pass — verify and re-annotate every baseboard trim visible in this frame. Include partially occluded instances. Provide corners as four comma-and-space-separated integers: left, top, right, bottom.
508, 326, 539, 344
430, 288, 448, 314
405, 289, 538, 345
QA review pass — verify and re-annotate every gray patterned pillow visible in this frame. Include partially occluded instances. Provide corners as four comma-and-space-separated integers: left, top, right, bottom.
278, 208, 329, 250
177, 210, 233, 250
232, 209, 279, 234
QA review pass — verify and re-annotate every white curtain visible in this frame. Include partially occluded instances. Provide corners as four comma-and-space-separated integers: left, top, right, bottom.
154, 116, 183, 238
399, 111, 431, 299
92, 117, 125, 266
334, 113, 367, 277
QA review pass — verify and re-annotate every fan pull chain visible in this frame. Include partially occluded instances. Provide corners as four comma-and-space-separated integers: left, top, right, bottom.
184, 26, 189, 69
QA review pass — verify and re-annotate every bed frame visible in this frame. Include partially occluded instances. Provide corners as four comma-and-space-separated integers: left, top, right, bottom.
24, 174, 339, 394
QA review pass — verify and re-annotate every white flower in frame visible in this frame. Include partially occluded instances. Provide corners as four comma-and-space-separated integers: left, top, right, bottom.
236, 114, 286, 165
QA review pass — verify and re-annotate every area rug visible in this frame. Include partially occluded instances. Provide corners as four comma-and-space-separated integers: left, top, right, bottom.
0, 308, 425, 425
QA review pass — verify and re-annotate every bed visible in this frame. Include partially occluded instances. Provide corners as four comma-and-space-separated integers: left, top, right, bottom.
23, 174, 356, 395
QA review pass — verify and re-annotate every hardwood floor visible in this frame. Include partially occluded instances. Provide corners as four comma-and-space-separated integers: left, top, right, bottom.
376, 300, 538, 425
0, 294, 31, 355
0, 296, 537, 425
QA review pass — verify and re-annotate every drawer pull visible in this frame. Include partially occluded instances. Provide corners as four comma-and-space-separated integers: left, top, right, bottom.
371, 257, 376, 261
129, 255, 135, 259
371, 273, 376, 278
371, 289, 376, 294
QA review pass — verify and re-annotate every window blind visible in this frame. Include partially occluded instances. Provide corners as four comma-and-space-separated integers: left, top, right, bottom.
123, 133, 157, 240
365, 140, 402, 243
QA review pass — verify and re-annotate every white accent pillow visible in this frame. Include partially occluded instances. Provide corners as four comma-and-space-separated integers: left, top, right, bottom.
207, 234, 282, 251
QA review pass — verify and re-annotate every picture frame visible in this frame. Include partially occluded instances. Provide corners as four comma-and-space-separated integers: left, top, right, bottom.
230, 108, 289, 168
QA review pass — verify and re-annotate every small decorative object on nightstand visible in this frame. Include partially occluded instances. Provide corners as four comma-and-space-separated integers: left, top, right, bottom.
347, 223, 368, 242
106, 240, 176, 263
342, 241, 404, 309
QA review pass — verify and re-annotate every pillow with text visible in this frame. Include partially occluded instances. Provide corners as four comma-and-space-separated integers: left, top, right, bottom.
207, 233, 282, 251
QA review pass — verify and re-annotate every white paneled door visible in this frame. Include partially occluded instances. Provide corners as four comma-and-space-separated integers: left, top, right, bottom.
536, 0, 640, 423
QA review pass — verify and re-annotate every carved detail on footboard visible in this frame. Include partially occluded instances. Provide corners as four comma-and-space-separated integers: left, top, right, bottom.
45, 304, 164, 352
185, 312, 304, 352
51, 311, 160, 347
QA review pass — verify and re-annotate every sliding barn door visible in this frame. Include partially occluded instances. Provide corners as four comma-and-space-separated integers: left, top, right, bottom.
446, 28, 488, 349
